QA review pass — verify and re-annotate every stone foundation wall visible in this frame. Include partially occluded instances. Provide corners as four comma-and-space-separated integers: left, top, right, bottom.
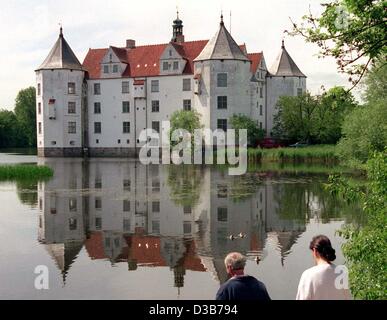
87, 148, 138, 158
38, 148, 83, 157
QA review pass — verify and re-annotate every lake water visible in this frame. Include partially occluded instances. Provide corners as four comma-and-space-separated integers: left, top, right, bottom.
0, 150, 362, 300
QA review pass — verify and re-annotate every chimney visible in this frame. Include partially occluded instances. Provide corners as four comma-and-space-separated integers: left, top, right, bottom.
126, 39, 136, 49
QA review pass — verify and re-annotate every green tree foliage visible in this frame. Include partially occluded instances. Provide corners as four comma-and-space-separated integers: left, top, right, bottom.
291, 0, 387, 89
229, 114, 265, 146
337, 61, 387, 165
314, 86, 357, 143
14, 87, 36, 147
328, 150, 387, 299
0, 110, 21, 147
273, 87, 356, 144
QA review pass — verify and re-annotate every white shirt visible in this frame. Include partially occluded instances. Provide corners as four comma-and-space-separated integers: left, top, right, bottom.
296, 264, 352, 300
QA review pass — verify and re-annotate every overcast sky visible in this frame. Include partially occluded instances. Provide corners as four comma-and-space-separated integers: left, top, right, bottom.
0, 0, 358, 110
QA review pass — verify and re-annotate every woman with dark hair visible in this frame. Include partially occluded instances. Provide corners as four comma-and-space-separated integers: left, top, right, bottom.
296, 235, 351, 300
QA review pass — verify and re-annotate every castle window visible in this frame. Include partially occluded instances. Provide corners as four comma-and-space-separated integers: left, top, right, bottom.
68, 102, 76, 114
69, 218, 77, 230
260, 122, 263, 129
37, 83, 41, 96
95, 178, 102, 189
297, 88, 303, 96
68, 82, 76, 94
103, 65, 109, 74
260, 87, 263, 98
123, 179, 131, 191
152, 220, 160, 234
183, 222, 192, 234
217, 96, 227, 109
69, 198, 77, 212
95, 197, 102, 209
183, 79, 191, 91
38, 122, 42, 135
260, 105, 263, 116
183, 99, 191, 111
94, 102, 101, 114
163, 62, 169, 71
183, 206, 192, 214
122, 101, 130, 113
173, 61, 179, 70
151, 100, 160, 113
152, 121, 160, 133
94, 83, 101, 95
123, 219, 130, 232
123, 122, 130, 133
152, 201, 160, 213
38, 103, 41, 115
68, 122, 76, 134
217, 73, 227, 87
113, 65, 118, 73
118, 139, 121, 144
122, 81, 130, 94
151, 80, 159, 92
123, 200, 130, 212
217, 207, 228, 222
95, 218, 102, 230
94, 122, 101, 134
217, 119, 227, 131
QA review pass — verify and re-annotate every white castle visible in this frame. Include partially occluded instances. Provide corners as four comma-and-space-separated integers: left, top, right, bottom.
35, 13, 306, 157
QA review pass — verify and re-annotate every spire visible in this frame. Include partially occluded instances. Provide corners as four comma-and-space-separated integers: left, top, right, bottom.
36, 27, 83, 71
269, 38, 306, 77
194, 15, 249, 62
172, 9, 184, 43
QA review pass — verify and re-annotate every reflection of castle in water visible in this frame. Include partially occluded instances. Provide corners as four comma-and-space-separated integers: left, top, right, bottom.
37, 159, 307, 287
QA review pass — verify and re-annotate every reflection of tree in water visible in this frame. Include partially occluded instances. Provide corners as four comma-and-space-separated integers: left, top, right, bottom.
167, 165, 204, 208
227, 174, 263, 203
273, 180, 363, 225
16, 179, 38, 207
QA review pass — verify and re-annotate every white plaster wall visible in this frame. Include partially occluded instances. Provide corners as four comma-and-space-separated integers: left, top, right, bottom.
37, 69, 84, 149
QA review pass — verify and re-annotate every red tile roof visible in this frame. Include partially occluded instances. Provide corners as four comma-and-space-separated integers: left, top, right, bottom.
83, 41, 260, 79
248, 52, 263, 73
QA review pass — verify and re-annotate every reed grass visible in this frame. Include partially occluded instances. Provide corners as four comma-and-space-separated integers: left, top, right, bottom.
0, 165, 53, 181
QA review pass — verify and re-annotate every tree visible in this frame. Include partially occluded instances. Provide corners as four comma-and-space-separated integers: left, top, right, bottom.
273, 89, 357, 144
0, 110, 20, 147
329, 150, 387, 299
337, 62, 387, 165
229, 114, 265, 147
169, 109, 203, 146
290, 0, 387, 90
272, 93, 319, 143
14, 87, 36, 147
314, 86, 357, 144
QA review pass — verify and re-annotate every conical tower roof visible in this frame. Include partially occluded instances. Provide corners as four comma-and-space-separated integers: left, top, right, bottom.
36, 27, 83, 71
194, 15, 249, 62
270, 40, 306, 77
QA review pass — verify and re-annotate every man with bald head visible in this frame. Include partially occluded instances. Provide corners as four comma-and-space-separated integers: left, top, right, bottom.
216, 252, 271, 300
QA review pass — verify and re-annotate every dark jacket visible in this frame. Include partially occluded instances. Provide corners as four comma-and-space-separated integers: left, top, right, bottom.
216, 275, 271, 301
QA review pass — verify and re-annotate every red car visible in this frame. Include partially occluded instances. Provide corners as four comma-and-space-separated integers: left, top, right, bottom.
257, 138, 284, 149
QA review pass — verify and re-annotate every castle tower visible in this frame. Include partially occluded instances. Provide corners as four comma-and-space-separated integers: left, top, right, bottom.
36, 27, 85, 157
266, 40, 306, 137
172, 10, 185, 43
193, 14, 252, 132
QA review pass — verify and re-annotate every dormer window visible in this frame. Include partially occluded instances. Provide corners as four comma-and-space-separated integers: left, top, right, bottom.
163, 62, 169, 71
113, 65, 118, 73
173, 61, 179, 70
103, 65, 109, 74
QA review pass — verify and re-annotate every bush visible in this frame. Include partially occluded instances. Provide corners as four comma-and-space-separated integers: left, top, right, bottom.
329, 150, 387, 299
